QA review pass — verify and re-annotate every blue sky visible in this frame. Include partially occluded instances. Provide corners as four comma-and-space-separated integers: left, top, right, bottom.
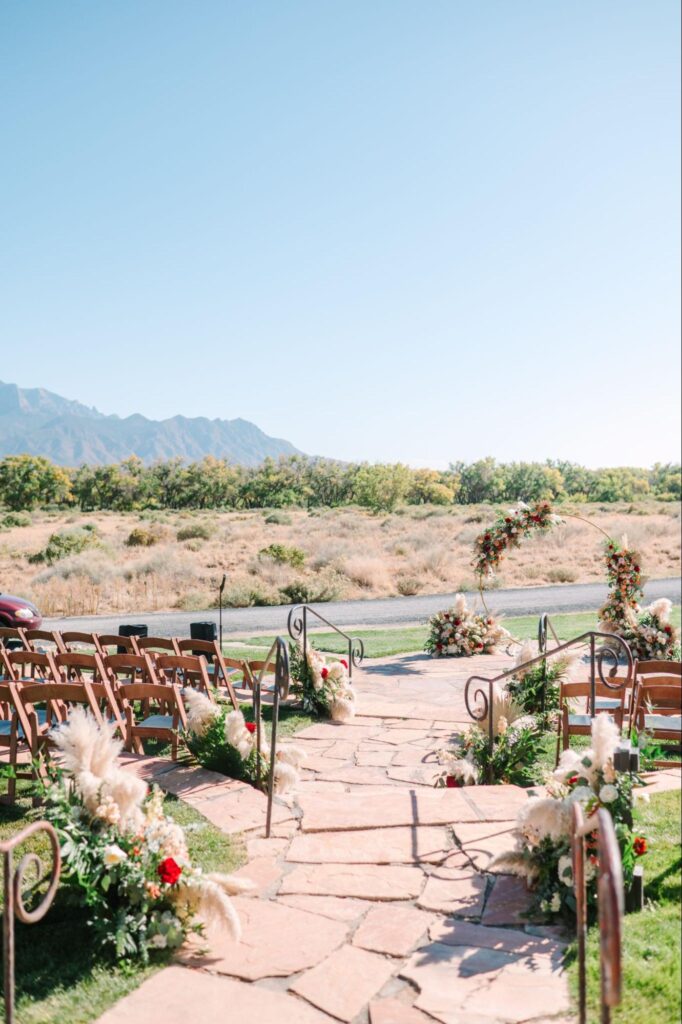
1, 1, 680, 468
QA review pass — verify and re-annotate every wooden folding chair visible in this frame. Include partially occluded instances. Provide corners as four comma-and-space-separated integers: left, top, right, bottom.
102, 653, 159, 689
173, 638, 240, 708
51, 652, 126, 737
243, 658, 276, 692
21, 629, 65, 654
0, 626, 26, 651
60, 631, 99, 654
95, 633, 140, 656
116, 681, 187, 759
13, 680, 107, 764
0, 679, 34, 803
631, 678, 682, 746
631, 659, 682, 718
154, 654, 213, 696
134, 636, 177, 659
1, 649, 58, 684
556, 679, 627, 760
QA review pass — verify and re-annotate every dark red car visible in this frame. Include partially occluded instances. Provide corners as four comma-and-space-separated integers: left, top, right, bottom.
0, 592, 42, 629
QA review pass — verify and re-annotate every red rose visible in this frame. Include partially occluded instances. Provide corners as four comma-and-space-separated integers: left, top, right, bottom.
633, 837, 647, 857
245, 721, 256, 734
340, 659, 348, 669
445, 775, 461, 788
567, 774, 579, 785
158, 857, 182, 885
321, 667, 329, 679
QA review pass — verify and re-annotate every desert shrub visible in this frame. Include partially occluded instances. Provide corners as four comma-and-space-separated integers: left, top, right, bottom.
546, 567, 578, 583
279, 578, 341, 605
264, 511, 292, 525
222, 581, 280, 607
175, 590, 214, 611
259, 543, 305, 569
396, 575, 421, 596
28, 526, 100, 565
126, 526, 161, 547
176, 522, 214, 542
33, 551, 115, 585
1, 511, 32, 529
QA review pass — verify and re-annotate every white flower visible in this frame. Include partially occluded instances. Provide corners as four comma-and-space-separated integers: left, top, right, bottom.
549, 891, 562, 911
103, 844, 127, 867
599, 784, 618, 804
149, 932, 168, 949
648, 597, 671, 623
558, 854, 573, 885
568, 786, 595, 805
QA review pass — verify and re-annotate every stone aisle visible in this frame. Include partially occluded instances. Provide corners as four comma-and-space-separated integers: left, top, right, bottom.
100, 652, 577, 1024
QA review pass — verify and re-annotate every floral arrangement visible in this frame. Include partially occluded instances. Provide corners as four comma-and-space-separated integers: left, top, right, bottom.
183, 690, 305, 794
472, 500, 561, 580
425, 593, 509, 658
506, 641, 577, 717
288, 641, 356, 721
599, 538, 680, 660
437, 686, 544, 787
489, 715, 646, 918
42, 708, 250, 961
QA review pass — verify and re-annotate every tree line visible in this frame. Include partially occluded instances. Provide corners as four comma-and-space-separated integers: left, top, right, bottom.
0, 454, 679, 513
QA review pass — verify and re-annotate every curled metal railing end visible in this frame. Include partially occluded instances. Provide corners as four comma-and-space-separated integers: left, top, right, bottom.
464, 675, 490, 723
349, 636, 364, 669
594, 632, 634, 690
286, 605, 305, 644
2, 820, 61, 1024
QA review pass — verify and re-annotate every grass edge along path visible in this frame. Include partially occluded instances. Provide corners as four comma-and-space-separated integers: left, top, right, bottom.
231, 606, 682, 660
0, 788, 245, 1024
568, 789, 681, 1024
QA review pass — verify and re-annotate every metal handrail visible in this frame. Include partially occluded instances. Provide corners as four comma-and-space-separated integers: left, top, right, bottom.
465, 630, 634, 782
250, 635, 290, 838
1, 821, 61, 1024
287, 605, 364, 680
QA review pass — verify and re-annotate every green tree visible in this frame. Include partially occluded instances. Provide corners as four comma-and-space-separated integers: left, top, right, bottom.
0, 455, 72, 510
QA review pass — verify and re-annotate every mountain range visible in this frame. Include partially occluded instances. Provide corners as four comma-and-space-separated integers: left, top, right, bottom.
0, 381, 301, 466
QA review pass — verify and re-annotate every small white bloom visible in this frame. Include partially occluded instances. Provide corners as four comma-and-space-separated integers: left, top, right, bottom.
149, 933, 168, 949
103, 844, 127, 867
558, 854, 573, 885
549, 892, 562, 912
599, 784, 618, 804
568, 786, 594, 806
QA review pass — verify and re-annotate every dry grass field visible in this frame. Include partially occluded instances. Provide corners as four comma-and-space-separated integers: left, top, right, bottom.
1, 501, 679, 617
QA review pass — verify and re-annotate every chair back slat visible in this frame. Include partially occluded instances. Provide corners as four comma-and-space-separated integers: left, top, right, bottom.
95, 634, 140, 655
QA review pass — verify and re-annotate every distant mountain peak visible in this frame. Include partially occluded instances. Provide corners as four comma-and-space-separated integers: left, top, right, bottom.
0, 381, 301, 466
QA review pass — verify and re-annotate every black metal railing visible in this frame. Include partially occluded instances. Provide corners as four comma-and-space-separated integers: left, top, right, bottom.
250, 635, 290, 838
287, 605, 364, 680
464, 630, 634, 782
1, 821, 61, 1024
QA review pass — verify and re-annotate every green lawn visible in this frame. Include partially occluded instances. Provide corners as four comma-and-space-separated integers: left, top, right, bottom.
0, 784, 244, 1024
232, 606, 681, 660
569, 789, 681, 1024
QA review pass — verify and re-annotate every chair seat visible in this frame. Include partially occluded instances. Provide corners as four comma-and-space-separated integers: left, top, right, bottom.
138, 714, 174, 730
594, 697, 622, 710
0, 708, 48, 739
567, 714, 593, 728
644, 714, 682, 733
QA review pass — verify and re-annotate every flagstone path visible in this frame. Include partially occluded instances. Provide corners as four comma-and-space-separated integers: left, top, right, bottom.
99, 651, 681, 1024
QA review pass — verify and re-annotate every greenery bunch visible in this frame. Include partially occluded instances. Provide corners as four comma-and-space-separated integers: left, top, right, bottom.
288, 641, 355, 720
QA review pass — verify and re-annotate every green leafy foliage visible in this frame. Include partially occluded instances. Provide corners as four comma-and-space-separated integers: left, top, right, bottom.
258, 543, 305, 568
28, 525, 101, 565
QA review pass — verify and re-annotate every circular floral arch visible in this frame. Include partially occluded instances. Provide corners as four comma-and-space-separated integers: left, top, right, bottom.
470, 500, 678, 660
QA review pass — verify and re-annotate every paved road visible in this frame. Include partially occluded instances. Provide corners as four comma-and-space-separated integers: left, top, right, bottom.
43, 576, 681, 639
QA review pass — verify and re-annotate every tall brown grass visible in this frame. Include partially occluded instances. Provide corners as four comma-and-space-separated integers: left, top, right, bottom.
1, 501, 679, 617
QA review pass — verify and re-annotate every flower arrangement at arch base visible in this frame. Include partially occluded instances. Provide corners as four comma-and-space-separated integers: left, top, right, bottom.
41, 708, 251, 962
599, 539, 680, 660
183, 689, 305, 795
425, 593, 510, 658
288, 641, 356, 721
488, 715, 647, 919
